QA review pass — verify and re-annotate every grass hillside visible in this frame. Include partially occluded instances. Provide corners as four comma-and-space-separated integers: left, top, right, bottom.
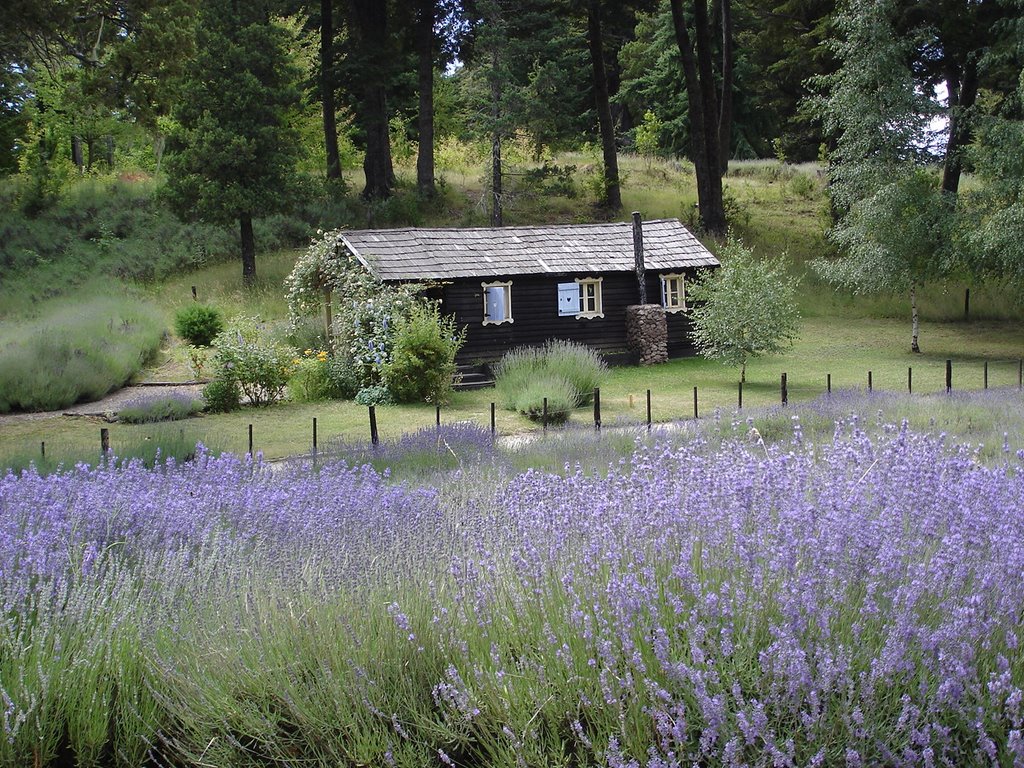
1, 152, 1022, 469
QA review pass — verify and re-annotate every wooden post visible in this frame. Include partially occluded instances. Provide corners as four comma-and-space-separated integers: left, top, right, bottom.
248, 424, 253, 456
100, 428, 110, 454
312, 417, 318, 455
827, 373, 831, 394
867, 370, 872, 392
693, 386, 698, 419
646, 389, 652, 431
738, 380, 743, 410
781, 373, 788, 406
1019, 359, 1023, 390
41, 441, 46, 460
543, 397, 549, 431
436, 405, 441, 426
490, 402, 496, 439
964, 288, 970, 321
191, 285, 197, 301
632, 212, 647, 304
984, 360, 989, 390
946, 359, 952, 393
369, 406, 379, 446
908, 367, 913, 394
593, 387, 601, 431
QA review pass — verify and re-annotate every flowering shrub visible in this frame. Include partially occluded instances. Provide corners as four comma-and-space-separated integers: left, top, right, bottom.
288, 348, 336, 402
209, 316, 296, 406
285, 230, 430, 390
2, 411, 1023, 766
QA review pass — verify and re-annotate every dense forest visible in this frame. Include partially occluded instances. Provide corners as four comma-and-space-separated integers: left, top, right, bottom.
1, 0, 1021, 292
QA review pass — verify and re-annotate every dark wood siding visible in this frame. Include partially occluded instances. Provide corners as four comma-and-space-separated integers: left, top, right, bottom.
396, 267, 707, 363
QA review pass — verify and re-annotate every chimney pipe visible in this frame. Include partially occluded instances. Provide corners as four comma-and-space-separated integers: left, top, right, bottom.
632, 211, 647, 304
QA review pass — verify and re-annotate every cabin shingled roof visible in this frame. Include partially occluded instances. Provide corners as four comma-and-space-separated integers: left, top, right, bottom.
339, 219, 719, 281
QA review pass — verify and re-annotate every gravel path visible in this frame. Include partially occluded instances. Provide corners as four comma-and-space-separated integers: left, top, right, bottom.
0, 383, 206, 426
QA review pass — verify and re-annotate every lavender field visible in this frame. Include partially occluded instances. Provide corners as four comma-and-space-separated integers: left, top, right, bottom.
2, 395, 1024, 767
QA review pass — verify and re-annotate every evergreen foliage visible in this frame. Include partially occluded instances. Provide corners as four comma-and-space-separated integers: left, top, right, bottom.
173, 304, 223, 347
163, 0, 302, 284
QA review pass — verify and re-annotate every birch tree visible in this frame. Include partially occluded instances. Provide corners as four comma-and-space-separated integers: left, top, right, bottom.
688, 239, 801, 382
812, 0, 951, 353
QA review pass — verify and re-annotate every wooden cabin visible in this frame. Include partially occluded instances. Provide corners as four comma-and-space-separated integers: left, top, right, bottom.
340, 218, 720, 363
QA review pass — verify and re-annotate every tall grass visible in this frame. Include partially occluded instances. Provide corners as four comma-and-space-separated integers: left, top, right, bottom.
0, 294, 165, 412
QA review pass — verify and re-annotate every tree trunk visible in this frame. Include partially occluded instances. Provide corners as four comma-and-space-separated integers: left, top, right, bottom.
321, 0, 342, 181
415, 0, 436, 197
323, 288, 335, 352
586, 0, 621, 211
669, 0, 726, 235
361, 83, 394, 199
941, 57, 978, 196
490, 50, 503, 227
351, 0, 394, 199
910, 283, 920, 353
71, 135, 84, 173
240, 212, 256, 285
717, 0, 733, 176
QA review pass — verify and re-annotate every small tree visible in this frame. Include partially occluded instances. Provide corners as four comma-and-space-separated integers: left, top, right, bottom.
634, 109, 663, 169
688, 239, 801, 382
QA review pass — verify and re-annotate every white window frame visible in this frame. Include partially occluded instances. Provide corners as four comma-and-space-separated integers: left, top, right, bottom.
482, 280, 514, 325
574, 277, 604, 319
660, 273, 687, 313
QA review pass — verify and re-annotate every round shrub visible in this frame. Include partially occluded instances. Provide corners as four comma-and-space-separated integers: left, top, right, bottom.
174, 304, 223, 347
512, 372, 580, 424
355, 385, 393, 406
382, 304, 464, 404
202, 377, 241, 413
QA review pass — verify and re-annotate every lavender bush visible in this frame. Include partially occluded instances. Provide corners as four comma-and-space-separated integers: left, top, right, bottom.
1, 402, 1023, 766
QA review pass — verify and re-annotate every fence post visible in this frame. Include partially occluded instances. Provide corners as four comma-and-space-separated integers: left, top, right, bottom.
436, 405, 441, 426
693, 387, 699, 419
191, 285, 197, 301
312, 417, 318, 456
368, 406, 379, 446
593, 388, 601, 431
543, 397, 549, 431
827, 373, 831, 394
738, 380, 743, 410
248, 424, 253, 456
100, 428, 110, 455
908, 367, 913, 394
964, 287, 970, 321
646, 389, 652, 431
946, 359, 952, 393
867, 370, 873, 393
1019, 359, 1023, 390
984, 360, 989, 390
781, 373, 788, 406
490, 402, 496, 440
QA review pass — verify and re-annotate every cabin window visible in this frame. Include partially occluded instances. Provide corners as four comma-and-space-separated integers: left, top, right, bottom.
482, 281, 513, 325
558, 278, 604, 319
577, 278, 603, 318
660, 273, 686, 313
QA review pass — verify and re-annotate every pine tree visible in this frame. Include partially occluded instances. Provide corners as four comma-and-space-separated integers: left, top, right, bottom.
164, 0, 301, 285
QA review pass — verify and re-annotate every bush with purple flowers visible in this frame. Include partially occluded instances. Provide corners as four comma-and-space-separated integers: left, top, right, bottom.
1, 397, 1023, 766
